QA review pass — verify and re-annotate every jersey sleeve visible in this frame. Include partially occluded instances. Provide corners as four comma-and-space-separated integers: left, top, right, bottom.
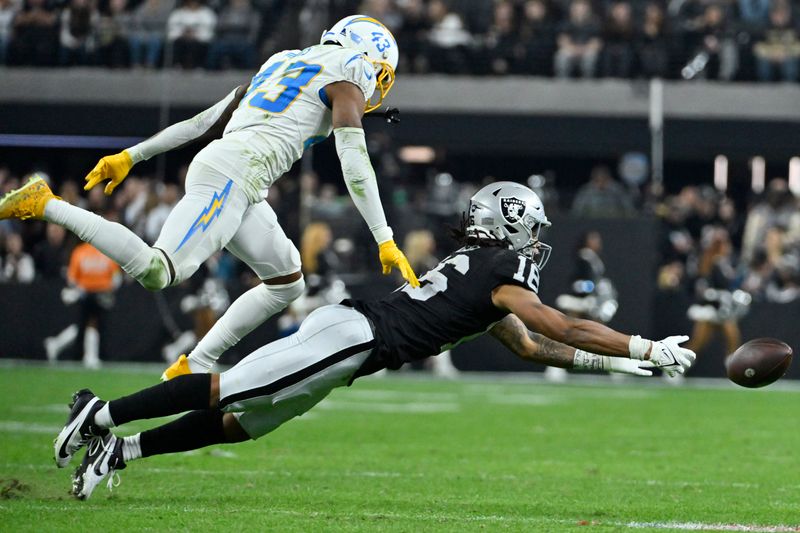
487, 249, 541, 294
333, 51, 377, 101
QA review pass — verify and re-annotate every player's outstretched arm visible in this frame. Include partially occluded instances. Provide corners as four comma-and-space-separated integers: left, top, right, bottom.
489, 314, 655, 376
327, 81, 419, 287
84, 85, 247, 195
491, 284, 695, 376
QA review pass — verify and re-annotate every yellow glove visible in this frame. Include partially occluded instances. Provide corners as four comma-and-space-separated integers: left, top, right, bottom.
160, 354, 192, 381
84, 150, 134, 195
378, 240, 420, 288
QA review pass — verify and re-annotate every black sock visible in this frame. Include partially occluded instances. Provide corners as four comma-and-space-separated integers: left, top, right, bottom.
108, 374, 211, 426
140, 409, 226, 458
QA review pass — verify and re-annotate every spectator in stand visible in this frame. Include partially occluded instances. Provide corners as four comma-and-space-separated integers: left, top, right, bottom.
554, 0, 602, 78
144, 183, 179, 242
766, 255, 800, 303
1, 232, 35, 283
95, 0, 131, 68
571, 165, 636, 218
753, 2, 800, 82
206, 0, 259, 70
689, 3, 739, 81
8, 0, 58, 66
637, 1, 670, 78
58, 0, 98, 66
395, 0, 429, 73
130, 0, 174, 68
403, 229, 439, 273
518, 0, 555, 76
741, 179, 800, 265
738, 0, 772, 29
601, 0, 634, 78
426, 0, 472, 74
484, 0, 519, 75
32, 223, 71, 280
167, 0, 216, 69
0, 0, 17, 65
361, 0, 403, 33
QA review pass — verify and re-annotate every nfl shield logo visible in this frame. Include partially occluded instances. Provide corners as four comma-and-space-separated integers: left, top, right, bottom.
500, 197, 526, 223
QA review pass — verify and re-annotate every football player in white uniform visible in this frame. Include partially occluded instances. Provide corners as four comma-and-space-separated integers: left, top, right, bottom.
0, 15, 419, 379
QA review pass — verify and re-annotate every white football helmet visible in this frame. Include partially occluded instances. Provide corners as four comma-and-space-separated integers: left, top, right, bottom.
320, 15, 398, 112
467, 181, 552, 269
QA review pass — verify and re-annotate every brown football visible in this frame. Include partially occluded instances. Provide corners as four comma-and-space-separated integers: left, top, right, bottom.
726, 338, 793, 388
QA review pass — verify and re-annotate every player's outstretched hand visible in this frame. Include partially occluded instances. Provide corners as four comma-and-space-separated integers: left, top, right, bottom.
648, 335, 696, 377
608, 358, 656, 376
84, 150, 134, 195
378, 240, 420, 288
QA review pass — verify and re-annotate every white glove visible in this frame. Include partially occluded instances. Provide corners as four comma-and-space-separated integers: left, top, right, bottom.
607, 357, 656, 376
629, 335, 696, 377
573, 350, 656, 377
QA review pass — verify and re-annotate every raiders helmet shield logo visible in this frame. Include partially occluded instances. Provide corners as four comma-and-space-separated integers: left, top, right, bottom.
500, 197, 526, 224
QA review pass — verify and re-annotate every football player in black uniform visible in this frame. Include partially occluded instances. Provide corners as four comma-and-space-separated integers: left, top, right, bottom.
54, 182, 695, 499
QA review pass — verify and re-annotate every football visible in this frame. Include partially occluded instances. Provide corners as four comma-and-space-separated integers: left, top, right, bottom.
726, 338, 793, 388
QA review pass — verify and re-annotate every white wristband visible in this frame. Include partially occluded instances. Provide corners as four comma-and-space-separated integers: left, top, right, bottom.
628, 335, 651, 360
126, 147, 144, 165
373, 226, 394, 245
572, 350, 608, 372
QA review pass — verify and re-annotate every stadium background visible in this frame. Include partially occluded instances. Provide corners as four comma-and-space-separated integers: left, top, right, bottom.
1, 0, 799, 379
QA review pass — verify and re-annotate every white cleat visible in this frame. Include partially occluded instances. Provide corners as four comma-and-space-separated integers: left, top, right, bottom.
73, 433, 126, 500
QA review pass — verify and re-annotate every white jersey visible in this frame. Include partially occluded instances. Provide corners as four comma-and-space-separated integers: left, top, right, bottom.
193, 44, 377, 202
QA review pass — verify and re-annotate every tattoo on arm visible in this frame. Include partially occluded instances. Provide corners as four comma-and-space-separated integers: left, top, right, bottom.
491, 315, 576, 368
526, 331, 576, 368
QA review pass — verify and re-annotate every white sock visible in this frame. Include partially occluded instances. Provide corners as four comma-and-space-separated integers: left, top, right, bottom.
121, 434, 142, 462
187, 279, 304, 372
94, 403, 115, 429
83, 326, 100, 361
163, 331, 196, 363
44, 199, 156, 280
46, 324, 79, 359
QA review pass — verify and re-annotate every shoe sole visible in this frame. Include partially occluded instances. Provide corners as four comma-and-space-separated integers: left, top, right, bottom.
54, 393, 100, 468
0, 176, 47, 220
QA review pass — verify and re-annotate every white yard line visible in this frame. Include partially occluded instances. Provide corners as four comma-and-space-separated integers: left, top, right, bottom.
619, 521, 800, 532
0, 421, 61, 434
340, 389, 458, 402
316, 399, 460, 413
11, 404, 69, 414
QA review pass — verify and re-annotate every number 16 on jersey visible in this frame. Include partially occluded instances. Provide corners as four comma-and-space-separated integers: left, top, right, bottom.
513, 256, 540, 292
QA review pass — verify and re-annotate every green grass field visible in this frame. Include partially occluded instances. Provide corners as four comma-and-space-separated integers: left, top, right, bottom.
0, 364, 798, 532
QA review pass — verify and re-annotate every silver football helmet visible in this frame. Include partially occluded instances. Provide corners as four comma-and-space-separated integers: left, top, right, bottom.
467, 181, 552, 269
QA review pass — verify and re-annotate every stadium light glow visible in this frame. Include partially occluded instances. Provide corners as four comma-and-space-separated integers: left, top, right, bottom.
714, 155, 728, 192
789, 157, 800, 196
751, 156, 766, 194
398, 146, 436, 164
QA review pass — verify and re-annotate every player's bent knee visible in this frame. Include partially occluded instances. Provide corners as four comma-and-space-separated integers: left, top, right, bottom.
223, 413, 252, 442
264, 275, 305, 306
138, 253, 171, 291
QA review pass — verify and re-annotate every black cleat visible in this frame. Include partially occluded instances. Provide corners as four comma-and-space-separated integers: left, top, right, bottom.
53, 389, 109, 468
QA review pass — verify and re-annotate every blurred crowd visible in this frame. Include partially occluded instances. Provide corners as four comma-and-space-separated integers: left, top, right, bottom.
656, 178, 800, 304
0, 0, 798, 81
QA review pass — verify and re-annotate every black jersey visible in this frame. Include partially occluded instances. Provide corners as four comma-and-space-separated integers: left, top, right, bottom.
348, 246, 541, 376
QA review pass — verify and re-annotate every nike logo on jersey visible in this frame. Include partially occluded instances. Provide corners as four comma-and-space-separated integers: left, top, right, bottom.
175, 180, 234, 252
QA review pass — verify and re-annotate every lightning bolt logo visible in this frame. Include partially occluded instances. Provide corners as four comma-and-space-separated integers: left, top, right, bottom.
175, 180, 233, 252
